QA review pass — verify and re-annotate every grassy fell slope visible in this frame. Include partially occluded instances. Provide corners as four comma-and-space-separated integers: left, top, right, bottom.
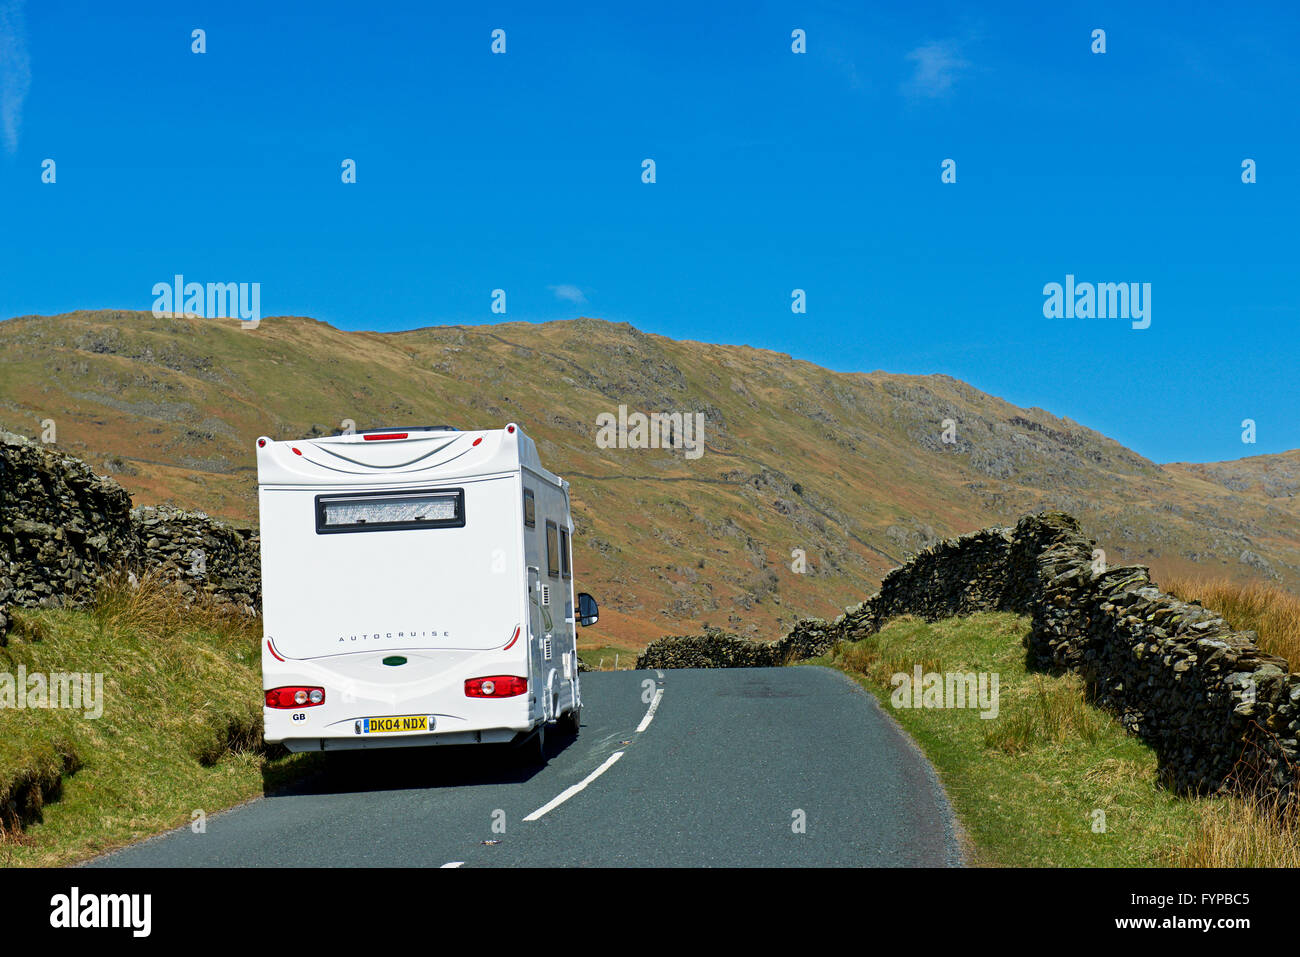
2, 309, 1298, 647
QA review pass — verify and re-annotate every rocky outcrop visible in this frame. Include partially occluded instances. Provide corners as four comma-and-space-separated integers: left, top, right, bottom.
640, 511, 1300, 801
0, 431, 260, 616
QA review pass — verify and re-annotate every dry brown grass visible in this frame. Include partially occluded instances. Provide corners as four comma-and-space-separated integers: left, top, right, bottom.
1161, 575, 1300, 670
1155, 577, 1300, 863
1172, 791, 1300, 867
91, 568, 260, 653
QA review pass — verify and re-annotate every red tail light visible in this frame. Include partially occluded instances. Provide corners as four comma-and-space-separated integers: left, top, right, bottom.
266, 686, 326, 708
363, 433, 408, 441
465, 676, 528, 698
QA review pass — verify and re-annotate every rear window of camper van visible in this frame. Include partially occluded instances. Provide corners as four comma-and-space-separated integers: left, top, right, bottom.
523, 487, 536, 527
560, 528, 571, 579
315, 488, 466, 534
546, 520, 560, 577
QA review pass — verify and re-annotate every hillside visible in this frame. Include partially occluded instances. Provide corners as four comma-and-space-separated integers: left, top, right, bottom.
1, 309, 1298, 648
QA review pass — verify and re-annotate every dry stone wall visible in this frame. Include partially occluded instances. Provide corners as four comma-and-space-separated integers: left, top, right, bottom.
637, 632, 783, 669
640, 511, 1300, 800
132, 505, 261, 615
640, 513, 1081, 668
0, 432, 137, 616
637, 616, 842, 669
0, 431, 261, 637
1026, 529, 1298, 797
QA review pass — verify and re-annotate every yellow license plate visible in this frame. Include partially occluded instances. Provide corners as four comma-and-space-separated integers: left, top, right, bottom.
361, 715, 430, 734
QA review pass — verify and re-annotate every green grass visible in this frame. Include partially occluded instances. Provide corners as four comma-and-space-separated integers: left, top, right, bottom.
806, 612, 1215, 866
577, 646, 640, 671
0, 574, 314, 866
6, 580, 1295, 867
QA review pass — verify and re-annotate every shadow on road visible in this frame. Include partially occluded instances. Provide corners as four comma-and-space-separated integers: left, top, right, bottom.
263, 727, 581, 798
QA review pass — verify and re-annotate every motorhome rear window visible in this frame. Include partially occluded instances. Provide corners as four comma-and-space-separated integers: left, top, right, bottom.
523, 487, 536, 528
315, 489, 466, 534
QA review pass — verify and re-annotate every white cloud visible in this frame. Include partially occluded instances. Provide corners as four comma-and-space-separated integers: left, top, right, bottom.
901, 40, 969, 99
0, 0, 31, 154
549, 284, 588, 305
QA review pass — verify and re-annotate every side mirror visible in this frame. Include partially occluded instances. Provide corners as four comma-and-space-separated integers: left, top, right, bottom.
577, 592, 599, 627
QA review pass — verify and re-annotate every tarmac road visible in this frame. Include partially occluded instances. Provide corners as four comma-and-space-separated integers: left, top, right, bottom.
90, 666, 962, 867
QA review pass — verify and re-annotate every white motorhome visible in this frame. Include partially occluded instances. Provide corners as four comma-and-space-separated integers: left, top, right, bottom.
255, 423, 598, 760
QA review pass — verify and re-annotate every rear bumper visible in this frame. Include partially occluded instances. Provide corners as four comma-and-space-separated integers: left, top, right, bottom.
281, 727, 525, 752
262, 646, 537, 744
265, 708, 535, 746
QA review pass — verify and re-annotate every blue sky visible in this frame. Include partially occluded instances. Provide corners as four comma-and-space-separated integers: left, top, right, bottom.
0, 0, 1296, 464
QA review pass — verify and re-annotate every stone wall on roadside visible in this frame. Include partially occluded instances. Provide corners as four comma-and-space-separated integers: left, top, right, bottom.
1026, 531, 1299, 798
638, 510, 1300, 801
132, 505, 261, 615
0, 431, 137, 618
0, 431, 261, 632
637, 632, 783, 669
637, 616, 844, 670
639, 511, 1088, 669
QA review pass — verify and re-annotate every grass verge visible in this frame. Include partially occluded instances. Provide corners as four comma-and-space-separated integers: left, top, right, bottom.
807, 612, 1300, 867
0, 572, 314, 866
577, 645, 641, 671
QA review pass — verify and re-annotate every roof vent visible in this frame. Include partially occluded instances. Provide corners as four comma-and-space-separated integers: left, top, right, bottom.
353, 425, 458, 436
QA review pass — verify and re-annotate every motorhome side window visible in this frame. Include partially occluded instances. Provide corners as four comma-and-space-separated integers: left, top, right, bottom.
545, 520, 560, 577
560, 528, 571, 579
315, 488, 465, 534
523, 487, 536, 528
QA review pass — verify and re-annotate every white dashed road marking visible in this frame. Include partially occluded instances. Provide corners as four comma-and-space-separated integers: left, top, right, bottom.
523, 750, 625, 822
636, 687, 664, 734
521, 678, 664, 823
